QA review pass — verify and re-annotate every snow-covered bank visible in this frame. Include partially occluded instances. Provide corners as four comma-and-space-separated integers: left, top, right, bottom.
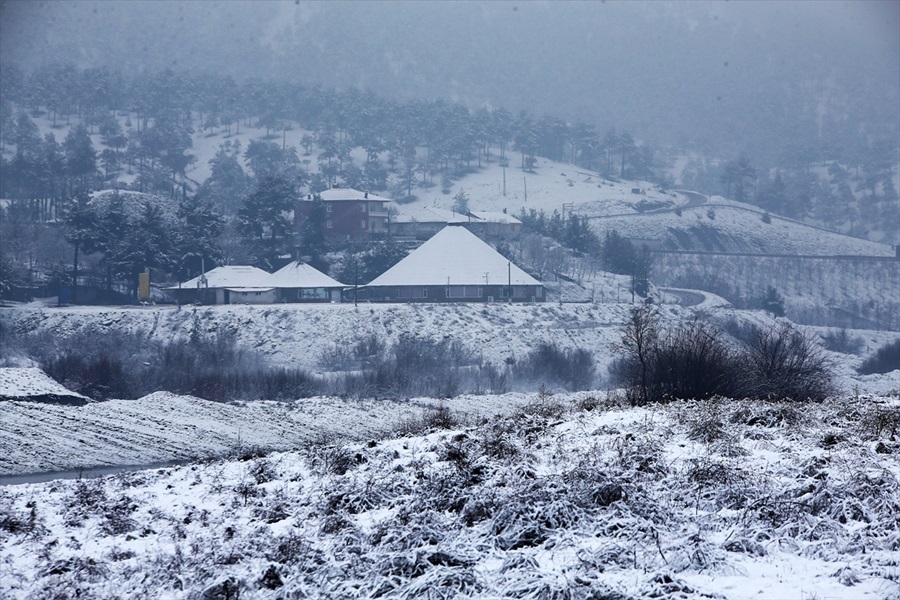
0, 368, 90, 405
1, 393, 898, 599
0, 302, 642, 372
3, 302, 897, 478
0, 391, 535, 477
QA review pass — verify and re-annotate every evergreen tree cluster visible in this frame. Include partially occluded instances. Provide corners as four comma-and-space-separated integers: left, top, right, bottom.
517, 209, 652, 296
55, 190, 223, 299
0, 63, 665, 211
681, 142, 899, 236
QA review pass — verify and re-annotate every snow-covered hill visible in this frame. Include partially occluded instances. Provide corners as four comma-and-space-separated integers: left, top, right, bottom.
19, 111, 894, 259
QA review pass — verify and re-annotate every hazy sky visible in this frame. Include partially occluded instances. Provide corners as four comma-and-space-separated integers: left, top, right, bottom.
2, 0, 898, 155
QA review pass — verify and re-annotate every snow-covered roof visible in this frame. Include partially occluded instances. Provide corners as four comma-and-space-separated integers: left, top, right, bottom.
168, 266, 271, 290
392, 206, 466, 224
311, 188, 391, 203
367, 225, 541, 287
469, 211, 522, 225
0, 368, 90, 405
266, 261, 346, 288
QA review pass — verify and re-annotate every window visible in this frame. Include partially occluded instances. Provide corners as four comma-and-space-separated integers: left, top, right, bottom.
500, 287, 510, 298
326, 220, 333, 229
447, 285, 484, 298
361, 220, 367, 229
361, 203, 367, 213
326, 204, 333, 213
398, 287, 427, 299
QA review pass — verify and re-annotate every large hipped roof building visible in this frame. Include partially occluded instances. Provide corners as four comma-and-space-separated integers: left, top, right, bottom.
361, 225, 543, 302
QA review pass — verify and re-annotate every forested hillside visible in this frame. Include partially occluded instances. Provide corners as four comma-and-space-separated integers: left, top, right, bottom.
0, 63, 896, 314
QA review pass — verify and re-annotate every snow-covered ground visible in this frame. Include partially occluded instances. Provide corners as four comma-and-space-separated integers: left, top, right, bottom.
0, 368, 88, 404
1, 392, 898, 599
1, 301, 899, 597
0, 390, 533, 478
592, 198, 894, 257
2, 301, 897, 478
0, 302, 644, 373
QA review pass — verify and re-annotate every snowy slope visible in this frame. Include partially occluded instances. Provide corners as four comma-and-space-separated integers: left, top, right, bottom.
1, 392, 897, 599
593, 197, 894, 256
0, 391, 533, 477
0, 368, 89, 404
18, 111, 893, 258
0, 302, 648, 374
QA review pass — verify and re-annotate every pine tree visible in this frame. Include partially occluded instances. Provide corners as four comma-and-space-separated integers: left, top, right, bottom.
176, 194, 225, 278
238, 174, 296, 269
62, 191, 100, 300
761, 286, 786, 317
64, 124, 97, 187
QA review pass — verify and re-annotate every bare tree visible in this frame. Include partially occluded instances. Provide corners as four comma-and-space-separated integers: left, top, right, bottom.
614, 305, 660, 406
739, 323, 833, 401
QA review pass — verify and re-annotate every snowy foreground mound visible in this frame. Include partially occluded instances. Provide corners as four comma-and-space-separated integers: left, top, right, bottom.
2, 393, 899, 599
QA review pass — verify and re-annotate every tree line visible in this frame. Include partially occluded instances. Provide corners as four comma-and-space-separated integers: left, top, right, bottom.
516, 209, 652, 297
0, 64, 665, 208
682, 146, 898, 237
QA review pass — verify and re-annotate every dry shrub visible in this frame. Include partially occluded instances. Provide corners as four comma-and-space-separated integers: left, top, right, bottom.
820, 328, 865, 355
615, 309, 835, 404
857, 338, 900, 375
490, 485, 586, 551
738, 323, 835, 401
513, 342, 595, 392
519, 385, 568, 420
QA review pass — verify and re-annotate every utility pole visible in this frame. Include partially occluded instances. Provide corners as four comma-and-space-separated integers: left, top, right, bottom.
523, 176, 527, 203
631, 260, 636, 304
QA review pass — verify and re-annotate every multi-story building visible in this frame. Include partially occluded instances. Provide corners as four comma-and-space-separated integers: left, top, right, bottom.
295, 188, 392, 241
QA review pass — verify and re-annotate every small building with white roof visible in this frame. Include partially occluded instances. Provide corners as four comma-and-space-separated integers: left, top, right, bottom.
465, 211, 522, 234
266, 261, 346, 303
392, 207, 522, 240
166, 265, 274, 305
391, 206, 467, 240
359, 225, 543, 303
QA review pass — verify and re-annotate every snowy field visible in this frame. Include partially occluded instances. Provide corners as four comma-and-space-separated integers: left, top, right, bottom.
1, 392, 898, 599
2, 301, 899, 598
0, 390, 535, 478
2, 302, 898, 477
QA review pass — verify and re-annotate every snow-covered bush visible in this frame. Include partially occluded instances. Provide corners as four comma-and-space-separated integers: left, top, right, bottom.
513, 342, 595, 392
613, 307, 834, 403
738, 322, 834, 401
858, 338, 900, 375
